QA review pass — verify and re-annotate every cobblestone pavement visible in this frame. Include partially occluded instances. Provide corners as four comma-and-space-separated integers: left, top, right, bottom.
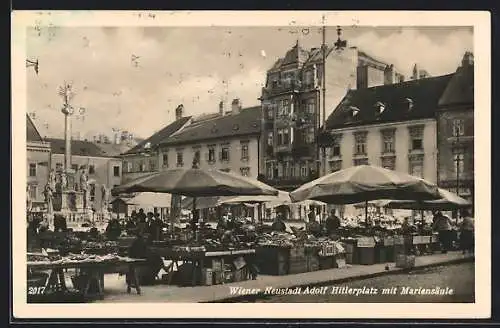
252, 262, 474, 303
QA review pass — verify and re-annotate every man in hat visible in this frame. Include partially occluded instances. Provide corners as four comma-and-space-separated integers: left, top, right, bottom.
432, 211, 453, 253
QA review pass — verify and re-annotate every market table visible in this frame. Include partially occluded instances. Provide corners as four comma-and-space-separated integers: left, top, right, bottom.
150, 247, 256, 286
27, 257, 146, 300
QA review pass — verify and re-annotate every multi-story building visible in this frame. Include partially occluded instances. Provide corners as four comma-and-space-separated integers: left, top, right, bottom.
46, 138, 123, 212
321, 74, 452, 182
159, 99, 261, 179
437, 52, 474, 203
26, 115, 51, 210
258, 40, 403, 191
120, 105, 192, 183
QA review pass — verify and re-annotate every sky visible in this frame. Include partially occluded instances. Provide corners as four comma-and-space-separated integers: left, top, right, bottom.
26, 25, 473, 139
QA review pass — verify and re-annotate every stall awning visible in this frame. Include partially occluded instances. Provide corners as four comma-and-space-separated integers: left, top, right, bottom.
126, 192, 172, 208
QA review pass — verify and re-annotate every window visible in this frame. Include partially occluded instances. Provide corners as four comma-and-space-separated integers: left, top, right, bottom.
277, 130, 283, 146
127, 161, 132, 172
353, 158, 369, 166
301, 164, 308, 177
56, 163, 63, 171
330, 136, 341, 157
123, 161, 129, 172
177, 151, 184, 167
89, 184, 96, 201
266, 105, 274, 120
283, 129, 290, 145
381, 157, 396, 170
305, 127, 315, 144
139, 160, 145, 172
71, 164, 79, 172
329, 160, 342, 173
267, 132, 273, 146
193, 150, 201, 163
149, 158, 156, 171
452, 119, 465, 136
29, 163, 36, 177
410, 161, 423, 178
240, 142, 249, 160
88, 165, 95, 174
266, 162, 273, 178
304, 70, 314, 88
354, 132, 368, 155
453, 152, 465, 175
303, 99, 315, 115
277, 162, 284, 177
208, 146, 216, 162
240, 167, 250, 177
162, 154, 168, 167
381, 129, 396, 153
220, 146, 230, 162
28, 184, 37, 199
279, 99, 290, 117
409, 125, 424, 151
113, 166, 120, 177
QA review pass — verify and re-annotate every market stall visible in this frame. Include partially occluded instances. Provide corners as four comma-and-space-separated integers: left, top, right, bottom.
27, 252, 146, 301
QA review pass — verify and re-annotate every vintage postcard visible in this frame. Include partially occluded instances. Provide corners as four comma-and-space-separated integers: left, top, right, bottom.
11, 10, 491, 319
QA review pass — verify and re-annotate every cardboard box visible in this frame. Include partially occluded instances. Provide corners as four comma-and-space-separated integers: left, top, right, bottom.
201, 268, 213, 286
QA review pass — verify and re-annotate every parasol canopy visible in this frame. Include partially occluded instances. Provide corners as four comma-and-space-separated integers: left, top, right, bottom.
290, 165, 440, 204
112, 166, 279, 198
383, 188, 471, 211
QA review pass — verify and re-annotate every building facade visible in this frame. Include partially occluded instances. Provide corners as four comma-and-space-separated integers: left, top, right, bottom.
47, 138, 123, 212
258, 41, 403, 191
437, 52, 474, 203
159, 101, 261, 179
121, 105, 192, 184
26, 115, 51, 209
321, 74, 454, 212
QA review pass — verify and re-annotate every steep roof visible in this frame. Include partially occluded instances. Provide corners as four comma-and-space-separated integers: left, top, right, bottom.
95, 142, 136, 157
123, 116, 191, 155
160, 106, 261, 146
325, 74, 454, 129
26, 114, 43, 142
438, 65, 474, 107
45, 138, 114, 157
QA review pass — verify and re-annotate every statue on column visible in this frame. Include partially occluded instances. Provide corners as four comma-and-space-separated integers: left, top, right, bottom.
80, 167, 89, 209
74, 166, 84, 191
43, 183, 54, 214
48, 169, 56, 191
60, 172, 68, 190
101, 184, 110, 212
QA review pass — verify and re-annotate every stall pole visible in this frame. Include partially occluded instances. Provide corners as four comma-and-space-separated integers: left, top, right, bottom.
365, 201, 369, 224
192, 196, 198, 242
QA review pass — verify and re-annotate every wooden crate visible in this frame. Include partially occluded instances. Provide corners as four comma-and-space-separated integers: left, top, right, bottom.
395, 255, 416, 269
306, 254, 320, 272
319, 256, 334, 270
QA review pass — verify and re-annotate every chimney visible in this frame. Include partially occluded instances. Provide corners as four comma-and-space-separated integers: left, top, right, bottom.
175, 104, 184, 121
231, 98, 242, 115
411, 64, 419, 80
461, 51, 474, 67
219, 101, 224, 116
383, 64, 395, 85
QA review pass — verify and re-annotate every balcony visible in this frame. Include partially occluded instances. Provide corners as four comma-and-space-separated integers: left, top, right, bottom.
263, 79, 302, 96
259, 173, 319, 191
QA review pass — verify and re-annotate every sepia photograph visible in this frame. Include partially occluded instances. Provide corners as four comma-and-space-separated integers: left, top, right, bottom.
12, 10, 490, 319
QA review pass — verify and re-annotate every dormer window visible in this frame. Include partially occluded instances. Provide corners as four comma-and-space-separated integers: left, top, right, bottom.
350, 106, 360, 117
405, 98, 414, 111
144, 142, 151, 149
375, 102, 386, 115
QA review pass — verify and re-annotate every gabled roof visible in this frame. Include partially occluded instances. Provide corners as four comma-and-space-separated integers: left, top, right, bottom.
325, 74, 454, 129
26, 114, 43, 142
95, 142, 135, 157
160, 106, 261, 147
438, 65, 474, 107
123, 116, 192, 155
45, 138, 114, 158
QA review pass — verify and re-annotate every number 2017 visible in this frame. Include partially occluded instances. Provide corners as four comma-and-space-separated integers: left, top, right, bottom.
28, 286, 45, 295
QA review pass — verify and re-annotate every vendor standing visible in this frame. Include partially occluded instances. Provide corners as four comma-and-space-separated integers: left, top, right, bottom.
127, 231, 164, 287
271, 213, 286, 232
459, 209, 474, 254
306, 211, 321, 237
432, 211, 453, 253
324, 209, 341, 237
